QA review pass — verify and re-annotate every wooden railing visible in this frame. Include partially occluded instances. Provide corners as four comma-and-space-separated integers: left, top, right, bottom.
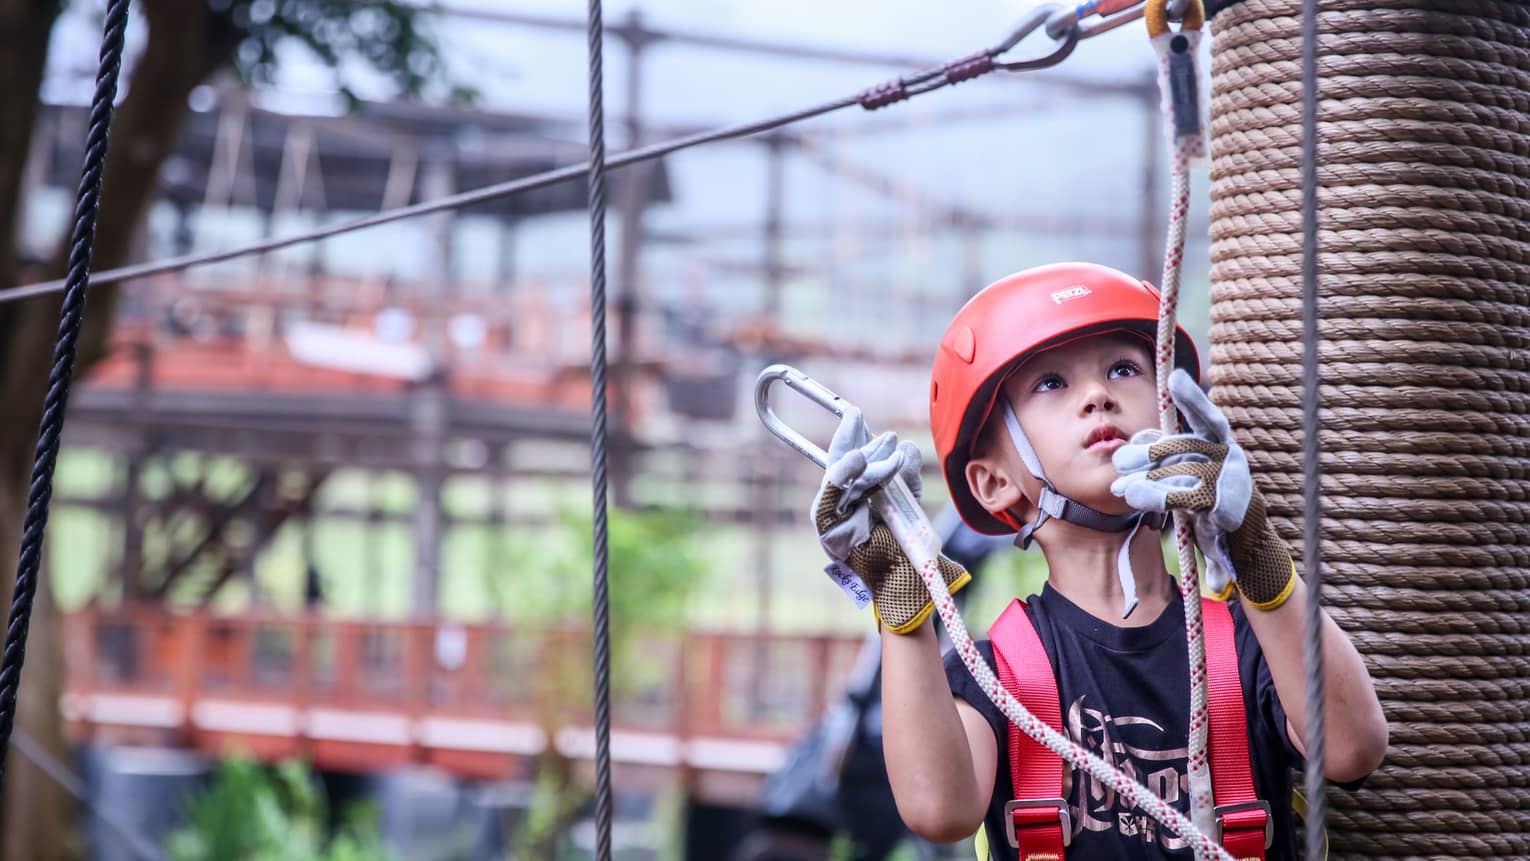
62, 607, 869, 779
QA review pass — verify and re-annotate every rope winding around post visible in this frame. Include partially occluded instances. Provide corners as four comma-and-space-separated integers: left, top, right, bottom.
0, 0, 130, 781
583, 1, 615, 859
1207, 1, 1530, 855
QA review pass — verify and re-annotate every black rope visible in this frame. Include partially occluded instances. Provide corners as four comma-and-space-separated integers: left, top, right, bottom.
1298, 0, 1328, 856
583, 0, 614, 858
0, 0, 129, 782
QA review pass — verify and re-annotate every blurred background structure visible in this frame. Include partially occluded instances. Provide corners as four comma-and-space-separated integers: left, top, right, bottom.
2, 1, 1212, 859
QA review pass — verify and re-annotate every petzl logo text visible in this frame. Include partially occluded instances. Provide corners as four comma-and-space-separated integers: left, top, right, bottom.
1052, 285, 1092, 304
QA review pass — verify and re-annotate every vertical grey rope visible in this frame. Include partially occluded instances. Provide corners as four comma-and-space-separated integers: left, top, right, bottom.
0, 0, 129, 782
1296, 0, 1327, 856
583, 0, 614, 859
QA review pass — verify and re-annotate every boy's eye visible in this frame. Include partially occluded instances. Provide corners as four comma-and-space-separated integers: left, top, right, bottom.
1109, 360, 1143, 379
1033, 374, 1064, 393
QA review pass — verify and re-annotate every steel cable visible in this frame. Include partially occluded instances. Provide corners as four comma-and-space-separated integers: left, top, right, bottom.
583, 0, 614, 858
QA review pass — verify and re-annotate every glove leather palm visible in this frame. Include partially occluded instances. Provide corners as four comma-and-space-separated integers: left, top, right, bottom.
1111, 370, 1296, 610
812, 408, 970, 634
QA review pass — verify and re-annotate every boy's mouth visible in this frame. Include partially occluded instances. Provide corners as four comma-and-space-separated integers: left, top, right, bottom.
1084, 424, 1128, 451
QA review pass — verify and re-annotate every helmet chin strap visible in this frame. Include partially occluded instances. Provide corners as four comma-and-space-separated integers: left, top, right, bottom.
1000, 401, 1166, 618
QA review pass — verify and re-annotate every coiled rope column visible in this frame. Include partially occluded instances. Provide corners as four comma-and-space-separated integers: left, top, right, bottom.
1206, 0, 1530, 857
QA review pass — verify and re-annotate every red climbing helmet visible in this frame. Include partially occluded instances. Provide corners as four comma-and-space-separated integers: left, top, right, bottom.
929, 262, 1202, 535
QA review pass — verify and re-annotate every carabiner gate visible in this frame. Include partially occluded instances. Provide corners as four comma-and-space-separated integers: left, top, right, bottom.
993, 4, 1081, 72
755, 364, 944, 564
754, 364, 849, 469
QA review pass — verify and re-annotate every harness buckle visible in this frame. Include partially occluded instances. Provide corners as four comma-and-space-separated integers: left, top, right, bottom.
1213, 799, 1273, 849
1004, 798, 1072, 849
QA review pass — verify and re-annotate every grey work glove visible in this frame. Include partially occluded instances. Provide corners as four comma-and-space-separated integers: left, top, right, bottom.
1110, 369, 1295, 609
811, 407, 970, 634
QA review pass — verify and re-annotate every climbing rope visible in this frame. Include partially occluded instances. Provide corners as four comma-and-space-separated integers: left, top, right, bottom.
582, 0, 615, 857
2, 3, 1141, 303
1146, 0, 1215, 842
0, 0, 130, 781
924, 554, 1235, 859
1207, 0, 1530, 855
756, 368, 1236, 860
0, 0, 1154, 808
0, 4, 1373, 860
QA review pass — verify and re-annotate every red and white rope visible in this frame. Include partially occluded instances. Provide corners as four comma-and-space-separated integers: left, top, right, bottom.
907, 547, 1233, 860
901, 15, 1231, 856
1153, 22, 1216, 847
894, 21, 1228, 857
787, 5, 1233, 856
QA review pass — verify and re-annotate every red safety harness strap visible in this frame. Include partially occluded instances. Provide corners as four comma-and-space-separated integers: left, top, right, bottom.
989, 600, 1068, 859
989, 597, 1270, 859
1204, 598, 1270, 860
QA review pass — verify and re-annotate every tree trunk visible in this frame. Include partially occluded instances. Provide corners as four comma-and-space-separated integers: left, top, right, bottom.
0, 0, 59, 295
0, 481, 73, 861
515, 752, 590, 861
0, 2, 239, 858
0, 4, 71, 858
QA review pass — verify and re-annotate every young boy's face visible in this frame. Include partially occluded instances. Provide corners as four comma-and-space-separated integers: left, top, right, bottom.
969, 332, 1158, 521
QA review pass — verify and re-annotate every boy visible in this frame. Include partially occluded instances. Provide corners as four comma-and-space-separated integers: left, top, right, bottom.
811, 262, 1387, 858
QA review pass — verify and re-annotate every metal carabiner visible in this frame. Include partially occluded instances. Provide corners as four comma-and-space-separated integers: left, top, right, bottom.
1046, 0, 1141, 40
992, 4, 1081, 73
754, 364, 848, 468
1078, 5, 1148, 40
755, 364, 943, 562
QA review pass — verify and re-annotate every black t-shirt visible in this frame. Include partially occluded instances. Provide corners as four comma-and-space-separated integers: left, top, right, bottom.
943, 583, 1303, 860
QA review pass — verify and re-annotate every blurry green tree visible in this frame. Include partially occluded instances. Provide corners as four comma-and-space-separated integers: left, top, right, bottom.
165, 757, 392, 861
0, 2, 459, 856
496, 505, 708, 860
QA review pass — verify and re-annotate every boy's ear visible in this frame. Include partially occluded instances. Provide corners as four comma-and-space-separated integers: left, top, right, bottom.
965, 454, 1034, 527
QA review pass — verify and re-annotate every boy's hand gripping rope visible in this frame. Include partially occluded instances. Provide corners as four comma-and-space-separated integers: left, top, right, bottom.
756, 365, 1235, 861
1147, 0, 1215, 847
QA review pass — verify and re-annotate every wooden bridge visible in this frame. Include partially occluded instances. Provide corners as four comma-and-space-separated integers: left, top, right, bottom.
61, 607, 869, 806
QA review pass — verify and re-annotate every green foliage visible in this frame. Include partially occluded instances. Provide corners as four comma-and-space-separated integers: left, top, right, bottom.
216, 0, 475, 105
165, 757, 392, 861
490, 504, 709, 711
499, 505, 708, 636
509, 758, 575, 860
497, 506, 710, 859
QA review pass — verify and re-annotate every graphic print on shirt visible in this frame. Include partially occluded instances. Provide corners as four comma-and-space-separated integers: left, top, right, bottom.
1066, 694, 1190, 852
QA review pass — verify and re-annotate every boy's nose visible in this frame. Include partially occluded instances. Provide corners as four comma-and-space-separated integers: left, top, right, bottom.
1080, 384, 1117, 415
